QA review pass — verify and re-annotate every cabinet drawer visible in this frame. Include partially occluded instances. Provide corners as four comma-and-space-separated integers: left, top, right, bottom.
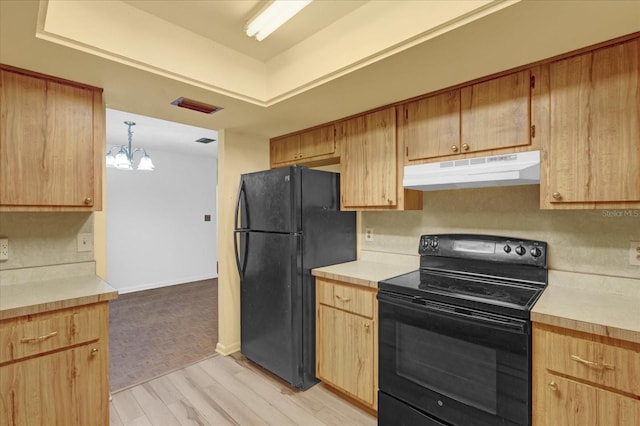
317, 279, 374, 318
0, 305, 101, 364
536, 328, 640, 396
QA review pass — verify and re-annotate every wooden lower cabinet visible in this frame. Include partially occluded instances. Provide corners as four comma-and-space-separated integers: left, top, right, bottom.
0, 303, 110, 425
533, 323, 640, 426
541, 372, 640, 425
316, 278, 378, 410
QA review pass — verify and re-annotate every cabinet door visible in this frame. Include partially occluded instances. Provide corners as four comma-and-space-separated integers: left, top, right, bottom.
340, 107, 397, 208
316, 304, 375, 406
403, 90, 460, 161
299, 125, 335, 159
0, 342, 108, 426
461, 69, 531, 153
541, 373, 640, 426
0, 70, 96, 207
547, 39, 640, 204
270, 134, 300, 165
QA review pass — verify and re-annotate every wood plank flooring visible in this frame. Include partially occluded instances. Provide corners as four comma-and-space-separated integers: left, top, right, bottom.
110, 353, 376, 426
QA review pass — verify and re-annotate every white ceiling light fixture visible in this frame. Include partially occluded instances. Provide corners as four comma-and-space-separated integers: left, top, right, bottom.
106, 121, 155, 171
245, 0, 313, 42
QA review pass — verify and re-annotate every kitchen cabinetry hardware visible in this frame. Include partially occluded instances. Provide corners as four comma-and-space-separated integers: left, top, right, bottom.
91, 348, 99, 356
335, 295, 351, 302
20, 331, 58, 343
548, 381, 558, 391
552, 192, 562, 200
462, 143, 470, 151
451, 145, 459, 152
570, 354, 615, 370
84, 197, 93, 205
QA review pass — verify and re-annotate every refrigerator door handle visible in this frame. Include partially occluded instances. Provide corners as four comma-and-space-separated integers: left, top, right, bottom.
234, 179, 247, 231
233, 230, 247, 279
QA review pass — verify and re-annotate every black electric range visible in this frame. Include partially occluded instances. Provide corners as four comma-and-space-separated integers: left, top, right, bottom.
377, 234, 548, 426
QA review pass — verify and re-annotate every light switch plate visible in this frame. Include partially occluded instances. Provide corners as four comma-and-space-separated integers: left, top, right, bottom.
77, 233, 93, 253
0, 238, 8, 260
630, 241, 640, 266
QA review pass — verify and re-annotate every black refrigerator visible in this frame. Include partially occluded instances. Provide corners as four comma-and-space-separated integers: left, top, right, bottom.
234, 165, 356, 390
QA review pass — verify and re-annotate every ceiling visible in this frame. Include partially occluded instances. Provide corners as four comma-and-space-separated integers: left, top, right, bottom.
121, 0, 368, 62
1, 1, 639, 157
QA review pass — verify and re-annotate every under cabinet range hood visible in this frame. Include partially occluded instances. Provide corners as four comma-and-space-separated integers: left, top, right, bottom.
403, 150, 540, 192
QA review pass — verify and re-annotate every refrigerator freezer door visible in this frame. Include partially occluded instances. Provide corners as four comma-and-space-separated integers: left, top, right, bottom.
238, 166, 298, 233
240, 231, 303, 387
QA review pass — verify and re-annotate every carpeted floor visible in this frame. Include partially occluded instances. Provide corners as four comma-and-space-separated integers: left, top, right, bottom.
108, 279, 218, 392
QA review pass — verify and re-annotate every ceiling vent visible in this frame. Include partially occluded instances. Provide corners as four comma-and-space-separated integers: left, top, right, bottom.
171, 97, 223, 114
195, 137, 216, 144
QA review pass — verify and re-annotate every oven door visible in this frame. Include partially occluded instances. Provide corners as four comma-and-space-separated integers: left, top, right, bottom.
378, 291, 531, 426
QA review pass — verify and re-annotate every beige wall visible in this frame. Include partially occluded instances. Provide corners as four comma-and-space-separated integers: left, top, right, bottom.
216, 129, 269, 355
0, 212, 94, 273
362, 185, 640, 279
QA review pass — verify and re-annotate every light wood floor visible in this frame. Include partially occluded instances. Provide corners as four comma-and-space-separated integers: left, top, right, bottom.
110, 353, 377, 426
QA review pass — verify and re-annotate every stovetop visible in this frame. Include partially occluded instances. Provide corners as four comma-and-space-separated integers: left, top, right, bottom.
379, 234, 548, 319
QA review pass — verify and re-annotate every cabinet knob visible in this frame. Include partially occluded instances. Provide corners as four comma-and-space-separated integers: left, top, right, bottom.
552, 192, 562, 200
451, 145, 459, 152
84, 197, 93, 205
91, 348, 99, 356
462, 143, 470, 151
364, 322, 370, 330
548, 381, 557, 391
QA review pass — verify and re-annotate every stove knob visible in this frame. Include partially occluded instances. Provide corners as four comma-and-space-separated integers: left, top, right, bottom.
515, 245, 526, 256
431, 240, 439, 249
503, 244, 512, 254
531, 247, 542, 258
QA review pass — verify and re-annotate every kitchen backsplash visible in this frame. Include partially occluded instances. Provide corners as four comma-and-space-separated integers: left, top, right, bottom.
0, 212, 94, 271
362, 185, 640, 279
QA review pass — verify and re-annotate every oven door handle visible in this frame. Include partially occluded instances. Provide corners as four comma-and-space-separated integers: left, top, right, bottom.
378, 292, 528, 334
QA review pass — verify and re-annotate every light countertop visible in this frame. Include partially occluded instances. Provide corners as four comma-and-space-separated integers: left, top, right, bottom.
312, 260, 417, 288
532, 270, 640, 343
0, 275, 118, 320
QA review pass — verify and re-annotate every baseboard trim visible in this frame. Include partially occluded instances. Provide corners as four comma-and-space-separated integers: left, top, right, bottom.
116, 274, 218, 294
216, 341, 240, 356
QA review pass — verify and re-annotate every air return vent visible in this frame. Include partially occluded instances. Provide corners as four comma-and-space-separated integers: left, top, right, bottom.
195, 137, 216, 144
171, 97, 223, 114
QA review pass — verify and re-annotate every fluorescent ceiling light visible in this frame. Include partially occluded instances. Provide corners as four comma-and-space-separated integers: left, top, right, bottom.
246, 0, 312, 42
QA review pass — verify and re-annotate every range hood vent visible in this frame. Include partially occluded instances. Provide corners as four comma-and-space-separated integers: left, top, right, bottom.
403, 150, 540, 192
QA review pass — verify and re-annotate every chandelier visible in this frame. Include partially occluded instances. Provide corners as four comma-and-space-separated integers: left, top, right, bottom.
105, 121, 155, 171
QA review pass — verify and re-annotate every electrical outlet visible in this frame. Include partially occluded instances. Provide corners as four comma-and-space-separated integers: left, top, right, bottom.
630, 241, 640, 266
77, 233, 93, 253
0, 238, 8, 261
365, 228, 374, 242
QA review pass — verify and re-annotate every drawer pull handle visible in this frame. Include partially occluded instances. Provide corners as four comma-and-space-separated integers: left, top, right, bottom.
548, 381, 558, 391
20, 331, 58, 343
335, 295, 351, 302
570, 355, 615, 370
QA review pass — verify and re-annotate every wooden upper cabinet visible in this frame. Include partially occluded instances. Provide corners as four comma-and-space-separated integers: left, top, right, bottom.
403, 90, 460, 161
0, 66, 104, 211
339, 107, 398, 208
270, 124, 337, 168
402, 69, 534, 163
461, 69, 531, 153
543, 38, 640, 208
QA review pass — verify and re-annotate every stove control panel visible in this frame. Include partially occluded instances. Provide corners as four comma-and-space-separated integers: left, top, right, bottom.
419, 234, 547, 267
